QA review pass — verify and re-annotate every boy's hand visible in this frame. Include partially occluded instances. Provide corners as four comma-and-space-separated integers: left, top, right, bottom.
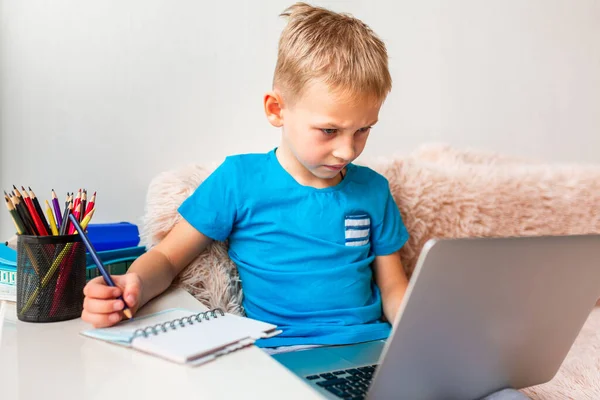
81, 273, 143, 328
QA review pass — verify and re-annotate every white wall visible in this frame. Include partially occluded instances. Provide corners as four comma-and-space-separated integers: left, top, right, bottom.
2, 0, 599, 240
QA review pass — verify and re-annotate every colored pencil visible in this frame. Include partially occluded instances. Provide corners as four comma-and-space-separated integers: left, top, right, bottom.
80, 208, 95, 230
21, 187, 48, 236
61, 192, 71, 233
68, 203, 82, 235
6, 191, 32, 235
72, 189, 81, 214
12, 185, 22, 198
5, 196, 41, 274
5, 195, 26, 235
51, 190, 62, 231
45, 200, 59, 236
80, 190, 87, 222
79, 208, 96, 231
59, 200, 73, 236
84, 191, 96, 217
10, 195, 29, 235
67, 212, 132, 319
29, 187, 51, 235
11, 190, 38, 235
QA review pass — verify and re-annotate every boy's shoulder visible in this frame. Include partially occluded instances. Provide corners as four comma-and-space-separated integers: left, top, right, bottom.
218, 151, 270, 172
224, 151, 270, 163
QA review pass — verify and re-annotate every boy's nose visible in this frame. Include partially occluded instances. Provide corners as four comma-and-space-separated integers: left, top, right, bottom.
332, 141, 356, 162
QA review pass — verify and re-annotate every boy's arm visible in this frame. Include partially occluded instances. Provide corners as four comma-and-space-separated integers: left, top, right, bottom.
128, 219, 213, 310
373, 251, 409, 323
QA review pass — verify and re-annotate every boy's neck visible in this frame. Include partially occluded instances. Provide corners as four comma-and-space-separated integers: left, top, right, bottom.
275, 143, 343, 189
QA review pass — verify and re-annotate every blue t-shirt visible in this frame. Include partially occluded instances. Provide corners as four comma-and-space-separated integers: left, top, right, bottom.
178, 149, 409, 347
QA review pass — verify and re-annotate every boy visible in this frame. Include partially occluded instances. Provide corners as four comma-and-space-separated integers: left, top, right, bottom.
82, 2, 410, 351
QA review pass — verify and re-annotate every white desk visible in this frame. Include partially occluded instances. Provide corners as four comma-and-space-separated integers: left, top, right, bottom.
0, 288, 324, 399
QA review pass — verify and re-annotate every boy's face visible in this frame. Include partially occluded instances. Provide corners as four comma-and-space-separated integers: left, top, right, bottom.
268, 80, 382, 186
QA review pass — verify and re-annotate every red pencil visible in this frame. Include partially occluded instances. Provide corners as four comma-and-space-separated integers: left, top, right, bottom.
21, 187, 48, 236
72, 189, 81, 214
84, 191, 96, 217
68, 203, 82, 235
28, 186, 51, 235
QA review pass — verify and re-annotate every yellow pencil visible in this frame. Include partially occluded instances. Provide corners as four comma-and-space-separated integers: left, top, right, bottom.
80, 207, 95, 227
45, 200, 59, 236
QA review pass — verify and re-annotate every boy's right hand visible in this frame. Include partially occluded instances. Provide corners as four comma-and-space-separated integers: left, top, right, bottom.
82, 273, 143, 328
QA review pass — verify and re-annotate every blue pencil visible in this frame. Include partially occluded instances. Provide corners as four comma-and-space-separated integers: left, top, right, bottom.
67, 213, 133, 319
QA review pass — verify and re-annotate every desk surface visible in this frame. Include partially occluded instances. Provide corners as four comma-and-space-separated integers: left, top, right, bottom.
0, 288, 324, 399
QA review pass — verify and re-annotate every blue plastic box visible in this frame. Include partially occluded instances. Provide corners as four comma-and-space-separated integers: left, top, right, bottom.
1, 223, 145, 300
0, 245, 146, 296
85, 222, 141, 252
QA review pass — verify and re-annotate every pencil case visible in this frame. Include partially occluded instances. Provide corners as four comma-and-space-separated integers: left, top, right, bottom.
85, 222, 140, 252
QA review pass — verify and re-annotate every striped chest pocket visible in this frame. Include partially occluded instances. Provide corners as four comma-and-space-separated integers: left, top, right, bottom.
345, 214, 371, 246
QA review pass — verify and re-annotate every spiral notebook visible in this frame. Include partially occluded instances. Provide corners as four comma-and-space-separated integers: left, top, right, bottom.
80, 308, 281, 365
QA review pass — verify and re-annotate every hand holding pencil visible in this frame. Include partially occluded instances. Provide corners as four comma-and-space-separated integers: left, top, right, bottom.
81, 272, 141, 327
68, 213, 135, 324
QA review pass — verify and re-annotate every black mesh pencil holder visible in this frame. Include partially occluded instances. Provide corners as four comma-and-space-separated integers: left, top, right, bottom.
16, 234, 86, 322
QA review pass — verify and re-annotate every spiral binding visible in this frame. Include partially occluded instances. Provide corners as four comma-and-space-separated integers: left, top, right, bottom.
132, 308, 225, 339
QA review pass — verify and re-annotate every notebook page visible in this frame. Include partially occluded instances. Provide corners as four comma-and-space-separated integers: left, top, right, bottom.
131, 313, 279, 363
80, 308, 199, 344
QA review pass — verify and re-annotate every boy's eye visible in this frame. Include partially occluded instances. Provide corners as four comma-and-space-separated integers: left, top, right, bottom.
357, 126, 372, 133
321, 128, 338, 135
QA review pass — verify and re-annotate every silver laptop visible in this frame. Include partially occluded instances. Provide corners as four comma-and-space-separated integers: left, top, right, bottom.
272, 235, 600, 399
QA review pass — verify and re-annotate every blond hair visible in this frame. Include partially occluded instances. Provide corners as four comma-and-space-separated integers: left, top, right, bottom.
274, 2, 392, 105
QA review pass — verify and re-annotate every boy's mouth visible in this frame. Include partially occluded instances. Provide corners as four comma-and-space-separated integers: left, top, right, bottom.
323, 164, 345, 171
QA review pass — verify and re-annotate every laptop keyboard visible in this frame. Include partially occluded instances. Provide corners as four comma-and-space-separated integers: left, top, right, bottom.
304, 364, 377, 399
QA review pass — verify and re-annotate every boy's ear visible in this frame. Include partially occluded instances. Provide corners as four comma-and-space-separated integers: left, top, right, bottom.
264, 91, 284, 127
